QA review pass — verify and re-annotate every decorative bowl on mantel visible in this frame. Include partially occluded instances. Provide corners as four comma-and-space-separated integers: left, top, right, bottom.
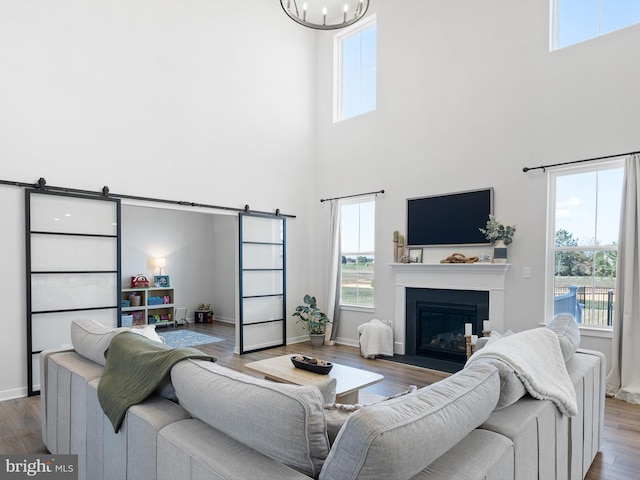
291, 355, 333, 375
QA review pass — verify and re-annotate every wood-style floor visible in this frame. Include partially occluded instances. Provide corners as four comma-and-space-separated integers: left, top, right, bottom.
2, 322, 639, 480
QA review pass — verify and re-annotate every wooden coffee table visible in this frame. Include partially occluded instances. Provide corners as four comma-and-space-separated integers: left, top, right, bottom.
245, 354, 384, 404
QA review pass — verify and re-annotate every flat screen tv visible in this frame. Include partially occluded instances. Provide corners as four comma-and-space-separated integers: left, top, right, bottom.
407, 188, 493, 246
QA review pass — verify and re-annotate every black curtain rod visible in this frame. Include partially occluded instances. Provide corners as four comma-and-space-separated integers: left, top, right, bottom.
0, 177, 296, 218
320, 189, 385, 203
523, 150, 640, 173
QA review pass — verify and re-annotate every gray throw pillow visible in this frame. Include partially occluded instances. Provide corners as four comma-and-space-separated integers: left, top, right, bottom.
70, 318, 126, 366
321, 365, 499, 480
546, 314, 580, 361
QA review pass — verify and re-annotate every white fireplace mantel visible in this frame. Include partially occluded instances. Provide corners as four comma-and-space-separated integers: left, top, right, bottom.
390, 263, 511, 355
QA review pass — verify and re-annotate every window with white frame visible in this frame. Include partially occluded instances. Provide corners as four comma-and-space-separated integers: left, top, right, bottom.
547, 160, 624, 328
551, 0, 640, 50
334, 15, 377, 122
340, 198, 375, 307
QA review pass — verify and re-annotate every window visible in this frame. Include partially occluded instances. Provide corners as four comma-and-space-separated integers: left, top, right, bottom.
551, 0, 640, 50
340, 198, 375, 307
334, 15, 376, 122
547, 160, 624, 328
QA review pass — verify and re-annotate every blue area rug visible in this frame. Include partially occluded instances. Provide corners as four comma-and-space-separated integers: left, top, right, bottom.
160, 330, 225, 348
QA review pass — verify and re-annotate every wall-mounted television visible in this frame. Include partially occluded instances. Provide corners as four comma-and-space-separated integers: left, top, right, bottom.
406, 188, 493, 246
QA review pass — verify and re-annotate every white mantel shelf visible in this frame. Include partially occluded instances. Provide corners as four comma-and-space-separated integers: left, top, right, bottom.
390, 262, 511, 355
389, 263, 511, 274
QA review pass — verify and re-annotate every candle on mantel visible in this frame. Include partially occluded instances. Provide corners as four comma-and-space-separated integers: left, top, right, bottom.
464, 323, 473, 336
483, 320, 491, 331
471, 335, 478, 345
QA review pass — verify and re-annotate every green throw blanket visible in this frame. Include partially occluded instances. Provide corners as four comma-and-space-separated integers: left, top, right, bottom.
97, 331, 216, 432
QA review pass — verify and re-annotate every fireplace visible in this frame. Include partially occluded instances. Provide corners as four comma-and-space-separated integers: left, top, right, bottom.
390, 262, 509, 356
405, 288, 489, 363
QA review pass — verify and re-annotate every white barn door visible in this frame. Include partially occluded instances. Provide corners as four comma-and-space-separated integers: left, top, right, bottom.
239, 213, 286, 354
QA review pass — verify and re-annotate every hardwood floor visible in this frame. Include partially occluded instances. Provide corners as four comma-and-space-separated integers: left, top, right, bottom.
2, 321, 639, 480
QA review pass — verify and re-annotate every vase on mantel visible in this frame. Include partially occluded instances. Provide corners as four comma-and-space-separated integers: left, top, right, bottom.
493, 240, 508, 263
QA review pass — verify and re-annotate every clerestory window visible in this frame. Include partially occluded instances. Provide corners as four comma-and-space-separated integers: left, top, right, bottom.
334, 15, 377, 122
551, 0, 640, 50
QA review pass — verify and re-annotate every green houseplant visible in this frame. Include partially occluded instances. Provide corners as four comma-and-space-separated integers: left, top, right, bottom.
479, 215, 516, 263
479, 215, 516, 245
292, 294, 332, 346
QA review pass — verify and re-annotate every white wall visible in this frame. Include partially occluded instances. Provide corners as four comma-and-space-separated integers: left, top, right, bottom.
211, 214, 238, 323
313, 0, 640, 364
0, 0, 317, 399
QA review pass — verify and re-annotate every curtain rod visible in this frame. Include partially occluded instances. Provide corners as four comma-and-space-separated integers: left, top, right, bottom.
523, 150, 640, 173
320, 189, 385, 203
0, 177, 296, 218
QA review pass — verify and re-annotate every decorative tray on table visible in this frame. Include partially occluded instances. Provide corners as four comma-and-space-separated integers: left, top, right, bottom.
291, 355, 333, 375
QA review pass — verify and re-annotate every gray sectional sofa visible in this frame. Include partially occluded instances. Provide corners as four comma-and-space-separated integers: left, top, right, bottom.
40, 318, 604, 480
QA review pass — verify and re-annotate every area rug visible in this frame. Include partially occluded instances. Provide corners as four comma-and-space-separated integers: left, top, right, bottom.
160, 330, 225, 348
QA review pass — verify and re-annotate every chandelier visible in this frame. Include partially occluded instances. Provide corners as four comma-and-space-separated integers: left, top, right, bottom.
280, 1, 370, 30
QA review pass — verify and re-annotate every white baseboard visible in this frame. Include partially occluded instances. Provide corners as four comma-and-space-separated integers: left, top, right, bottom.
213, 316, 234, 324
0, 386, 29, 401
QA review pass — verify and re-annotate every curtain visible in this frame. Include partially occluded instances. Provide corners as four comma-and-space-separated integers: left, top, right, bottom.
606, 154, 640, 403
324, 200, 341, 345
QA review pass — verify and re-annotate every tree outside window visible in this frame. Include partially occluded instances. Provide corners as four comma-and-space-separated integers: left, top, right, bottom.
549, 163, 623, 327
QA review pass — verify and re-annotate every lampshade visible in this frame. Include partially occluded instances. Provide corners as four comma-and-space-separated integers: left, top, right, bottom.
280, 0, 370, 30
154, 257, 166, 268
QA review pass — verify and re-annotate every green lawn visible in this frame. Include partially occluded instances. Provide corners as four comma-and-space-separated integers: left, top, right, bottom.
341, 262, 374, 306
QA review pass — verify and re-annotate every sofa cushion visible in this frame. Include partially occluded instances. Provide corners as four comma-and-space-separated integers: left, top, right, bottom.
171, 360, 330, 478
546, 314, 581, 361
70, 318, 126, 366
320, 363, 500, 480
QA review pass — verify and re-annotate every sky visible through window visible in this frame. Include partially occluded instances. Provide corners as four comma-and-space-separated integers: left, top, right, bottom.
341, 200, 375, 253
341, 23, 376, 120
555, 167, 624, 245
556, 0, 640, 49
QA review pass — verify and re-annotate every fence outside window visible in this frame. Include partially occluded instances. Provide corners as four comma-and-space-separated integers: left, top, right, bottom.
554, 285, 614, 326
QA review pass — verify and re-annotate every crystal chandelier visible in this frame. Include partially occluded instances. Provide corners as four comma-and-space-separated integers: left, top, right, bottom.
280, 1, 370, 30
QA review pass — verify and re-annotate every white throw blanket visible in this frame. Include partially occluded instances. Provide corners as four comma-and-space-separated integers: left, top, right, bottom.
467, 328, 578, 416
357, 319, 394, 359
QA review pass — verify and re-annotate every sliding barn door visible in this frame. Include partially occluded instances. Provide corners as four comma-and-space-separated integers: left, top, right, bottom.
26, 190, 121, 395
239, 213, 286, 354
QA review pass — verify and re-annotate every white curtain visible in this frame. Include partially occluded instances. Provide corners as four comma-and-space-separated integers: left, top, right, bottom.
324, 200, 341, 345
606, 154, 640, 403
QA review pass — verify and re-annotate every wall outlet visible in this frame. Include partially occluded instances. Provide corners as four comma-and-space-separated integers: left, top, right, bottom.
522, 267, 532, 279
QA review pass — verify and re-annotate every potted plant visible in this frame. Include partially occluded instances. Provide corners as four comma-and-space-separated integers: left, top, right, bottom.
292, 294, 332, 346
479, 215, 516, 263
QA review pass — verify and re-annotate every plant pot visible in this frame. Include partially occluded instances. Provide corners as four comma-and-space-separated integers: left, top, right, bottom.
493, 240, 508, 263
309, 333, 325, 347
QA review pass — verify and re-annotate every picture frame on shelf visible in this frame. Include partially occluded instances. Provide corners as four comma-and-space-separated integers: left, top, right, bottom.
408, 248, 423, 263
154, 275, 170, 287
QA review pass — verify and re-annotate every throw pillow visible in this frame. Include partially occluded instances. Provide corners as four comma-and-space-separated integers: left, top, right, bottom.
314, 377, 337, 404
70, 318, 126, 366
130, 325, 165, 344
546, 314, 580, 361
321, 365, 500, 480
172, 360, 330, 478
